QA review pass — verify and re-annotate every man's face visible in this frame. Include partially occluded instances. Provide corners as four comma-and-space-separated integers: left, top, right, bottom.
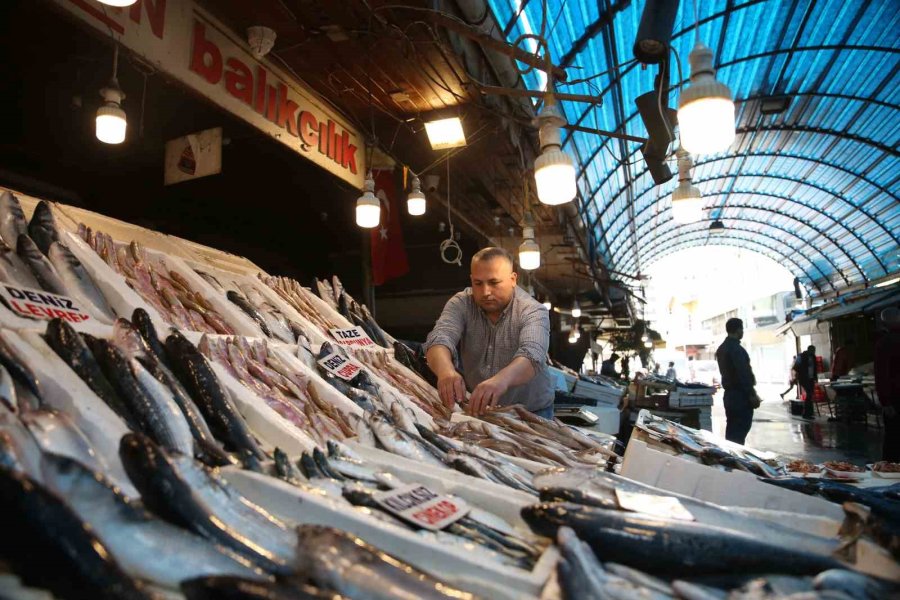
470, 258, 517, 315
734, 327, 744, 340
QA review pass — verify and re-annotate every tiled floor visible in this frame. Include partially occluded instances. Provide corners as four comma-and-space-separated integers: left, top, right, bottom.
709, 384, 884, 466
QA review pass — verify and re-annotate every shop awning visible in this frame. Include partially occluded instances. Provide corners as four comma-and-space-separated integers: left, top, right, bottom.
779, 285, 900, 335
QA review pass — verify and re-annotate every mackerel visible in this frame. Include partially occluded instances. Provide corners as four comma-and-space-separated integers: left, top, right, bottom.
17, 234, 68, 295
48, 241, 115, 322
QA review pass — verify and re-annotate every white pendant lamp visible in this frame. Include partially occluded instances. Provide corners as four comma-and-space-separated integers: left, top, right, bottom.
571, 299, 581, 319
98, 0, 137, 5
644, 340, 653, 348
355, 172, 381, 228
96, 45, 126, 145
678, 41, 735, 155
534, 96, 576, 205
518, 211, 540, 270
407, 174, 426, 216
568, 330, 577, 344
671, 148, 702, 224
542, 298, 552, 311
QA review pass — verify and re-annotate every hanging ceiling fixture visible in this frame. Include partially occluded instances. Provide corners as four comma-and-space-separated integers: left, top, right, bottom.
97, 0, 137, 5
671, 148, 702, 224
571, 298, 581, 319
355, 172, 380, 228
542, 297, 552, 311
96, 44, 127, 145
407, 174, 426, 216
644, 340, 653, 348
709, 219, 725, 234
518, 211, 540, 271
424, 116, 467, 150
534, 95, 576, 205
677, 1, 735, 154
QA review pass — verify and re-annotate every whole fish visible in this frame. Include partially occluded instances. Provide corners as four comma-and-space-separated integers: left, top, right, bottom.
48, 241, 116, 322
0, 466, 151, 599
227, 290, 272, 337
130, 358, 196, 456
368, 413, 445, 468
0, 363, 17, 412
0, 418, 44, 480
556, 526, 653, 600
294, 524, 479, 600
39, 453, 266, 590
27, 200, 61, 256
119, 433, 297, 575
21, 409, 107, 474
0, 238, 41, 288
521, 503, 844, 576
0, 191, 28, 248
389, 401, 418, 433
0, 334, 41, 408
44, 318, 138, 430
181, 576, 336, 600
165, 331, 265, 460
813, 569, 889, 600
132, 307, 168, 366
17, 234, 68, 295
240, 284, 295, 343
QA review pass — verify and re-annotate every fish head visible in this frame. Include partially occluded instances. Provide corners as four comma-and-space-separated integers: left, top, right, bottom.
16, 234, 43, 260
520, 502, 575, 531
112, 318, 152, 358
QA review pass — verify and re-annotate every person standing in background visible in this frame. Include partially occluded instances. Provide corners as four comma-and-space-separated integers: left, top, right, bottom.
665, 361, 677, 380
875, 308, 900, 461
795, 346, 818, 420
715, 318, 761, 445
601, 353, 620, 378
780, 355, 798, 400
831, 339, 854, 380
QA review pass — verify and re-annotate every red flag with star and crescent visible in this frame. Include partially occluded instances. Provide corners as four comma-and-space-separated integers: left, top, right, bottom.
370, 169, 409, 285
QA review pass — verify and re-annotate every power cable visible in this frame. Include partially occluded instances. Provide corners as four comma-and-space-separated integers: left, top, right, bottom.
439, 151, 463, 266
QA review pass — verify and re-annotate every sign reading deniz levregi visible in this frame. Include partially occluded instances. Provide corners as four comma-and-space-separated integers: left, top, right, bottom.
374, 484, 470, 531
317, 352, 362, 381
53, 0, 363, 188
329, 326, 375, 348
0, 285, 92, 323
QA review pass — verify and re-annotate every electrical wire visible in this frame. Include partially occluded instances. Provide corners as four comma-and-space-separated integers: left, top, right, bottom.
440, 151, 463, 266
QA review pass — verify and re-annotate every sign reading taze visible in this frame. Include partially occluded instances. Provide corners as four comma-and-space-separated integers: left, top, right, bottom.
53, 0, 362, 187
329, 326, 375, 348
0, 285, 92, 323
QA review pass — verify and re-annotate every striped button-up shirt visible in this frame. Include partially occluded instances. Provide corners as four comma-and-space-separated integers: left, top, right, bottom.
424, 286, 553, 412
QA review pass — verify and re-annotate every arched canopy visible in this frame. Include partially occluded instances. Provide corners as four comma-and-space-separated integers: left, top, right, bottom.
486, 0, 900, 295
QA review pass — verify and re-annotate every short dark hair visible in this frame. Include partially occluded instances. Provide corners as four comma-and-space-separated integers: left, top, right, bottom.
668, 361, 674, 366
725, 317, 743, 333
610, 353, 620, 360
471, 246, 514, 269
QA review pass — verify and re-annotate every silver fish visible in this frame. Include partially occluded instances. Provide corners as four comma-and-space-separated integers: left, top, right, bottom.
368, 413, 444, 467
0, 363, 17, 412
39, 453, 266, 590
20, 409, 108, 475
16, 234, 68, 295
28, 201, 61, 256
0, 239, 40, 288
48, 242, 115, 322
0, 417, 44, 480
0, 191, 27, 248
350, 413, 377, 447
240, 284, 294, 343
389, 400, 418, 434
130, 359, 195, 456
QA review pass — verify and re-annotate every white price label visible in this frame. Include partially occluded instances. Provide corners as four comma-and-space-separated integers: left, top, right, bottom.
0, 284, 93, 324
329, 326, 375, 348
317, 352, 362, 381
615, 489, 694, 521
374, 484, 470, 531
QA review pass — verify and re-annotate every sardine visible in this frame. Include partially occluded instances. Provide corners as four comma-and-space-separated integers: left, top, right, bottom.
119, 433, 297, 575
27, 200, 61, 256
48, 241, 116, 322
181, 576, 335, 599
0, 191, 28, 248
165, 331, 265, 459
0, 238, 41, 288
44, 319, 138, 430
295, 524, 479, 600
0, 466, 151, 599
132, 307, 168, 366
17, 234, 68, 295
227, 290, 272, 337
521, 503, 844, 576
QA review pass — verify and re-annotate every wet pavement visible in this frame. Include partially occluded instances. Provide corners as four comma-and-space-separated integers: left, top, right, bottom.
710, 384, 884, 466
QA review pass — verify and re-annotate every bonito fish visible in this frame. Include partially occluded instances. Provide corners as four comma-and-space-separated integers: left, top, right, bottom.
48, 241, 116, 322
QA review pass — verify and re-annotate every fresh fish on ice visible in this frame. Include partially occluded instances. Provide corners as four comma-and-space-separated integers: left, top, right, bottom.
0, 238, 41, 288
27, 200, 61, 256
21, 409, 108, 474
0, 191, 28, 248
48, 241, 116, 322
17, 234, 68, 295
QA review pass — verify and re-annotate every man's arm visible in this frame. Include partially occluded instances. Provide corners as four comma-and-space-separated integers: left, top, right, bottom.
423, 294, 467, 408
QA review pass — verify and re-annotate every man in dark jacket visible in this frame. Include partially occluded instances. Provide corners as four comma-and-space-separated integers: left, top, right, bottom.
715, 318, 759, 444
601, 353, 620, 378
875, 308, 900, 461
794, 345, 818, 420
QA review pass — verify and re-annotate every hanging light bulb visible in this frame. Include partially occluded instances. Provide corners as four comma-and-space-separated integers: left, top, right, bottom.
98, 0, 137, 5
644, 340, 653, 348
407, 174, 426, 216
641, 333, 649, 342
518, 211, 541, 270
542, 297, 552, 311
571, 299, 581, 319
355, 172, 381, 228
568, 330, 577, 344
96, 45, 126, 144
709, 219, 725, 234
534, 95, 576, 205
678, 41, 735, 155
671, 148, 702, 224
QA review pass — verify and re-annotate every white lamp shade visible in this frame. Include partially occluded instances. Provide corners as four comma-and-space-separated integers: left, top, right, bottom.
571, 307, 582, 319
518, 238, 540, 270
542, 300, 552, 310
534, 149, 576, 205
96, 105, 126, 144
678, 96, 735, 155
407, 193, 426, 216
568, 332, 577, 343
644, 340, 653, 348
356, 192, 381, 228
424, 117, 466, 150
98, 0, 137, 5
672, 196, 703, 224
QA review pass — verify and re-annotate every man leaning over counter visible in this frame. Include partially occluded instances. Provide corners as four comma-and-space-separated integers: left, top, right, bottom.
424, 247, 554, 418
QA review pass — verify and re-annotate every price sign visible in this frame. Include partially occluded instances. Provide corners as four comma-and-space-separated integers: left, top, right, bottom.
317, 352, 362, 381
329, 326, 375, 348
374, 484, 469, 531
0, 285, 93, 324
615, 489, 694, 521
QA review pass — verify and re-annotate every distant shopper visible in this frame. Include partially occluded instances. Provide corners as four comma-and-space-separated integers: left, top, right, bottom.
875, 308, 900, 461
601, 353, 620, 378
715, 318, 760, 445
620, 356, 630, 380
665, 361, 677, 380
831, 339, 854, 380
780, 355, 798, 400
794, 345, 818, 420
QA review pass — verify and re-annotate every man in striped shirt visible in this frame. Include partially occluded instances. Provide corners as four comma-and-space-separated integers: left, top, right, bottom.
424, 247, 554, 418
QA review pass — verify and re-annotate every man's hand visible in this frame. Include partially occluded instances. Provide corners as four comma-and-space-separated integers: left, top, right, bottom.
437, 371, 466, 409
468, 375, 509, 416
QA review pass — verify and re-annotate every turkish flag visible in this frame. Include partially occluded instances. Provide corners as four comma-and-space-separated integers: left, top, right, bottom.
371, 169, 409, 285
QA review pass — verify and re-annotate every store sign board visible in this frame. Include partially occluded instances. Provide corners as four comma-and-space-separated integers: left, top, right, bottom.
329, 326, 375, 348
164, 126, 222, 185
317, 351, 362, 381
53, 0, 363, 187
374, 484, 470, 531
0, 285, 93, 323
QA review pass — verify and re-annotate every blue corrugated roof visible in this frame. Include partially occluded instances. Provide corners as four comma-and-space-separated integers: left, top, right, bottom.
487, 0, 899, 296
